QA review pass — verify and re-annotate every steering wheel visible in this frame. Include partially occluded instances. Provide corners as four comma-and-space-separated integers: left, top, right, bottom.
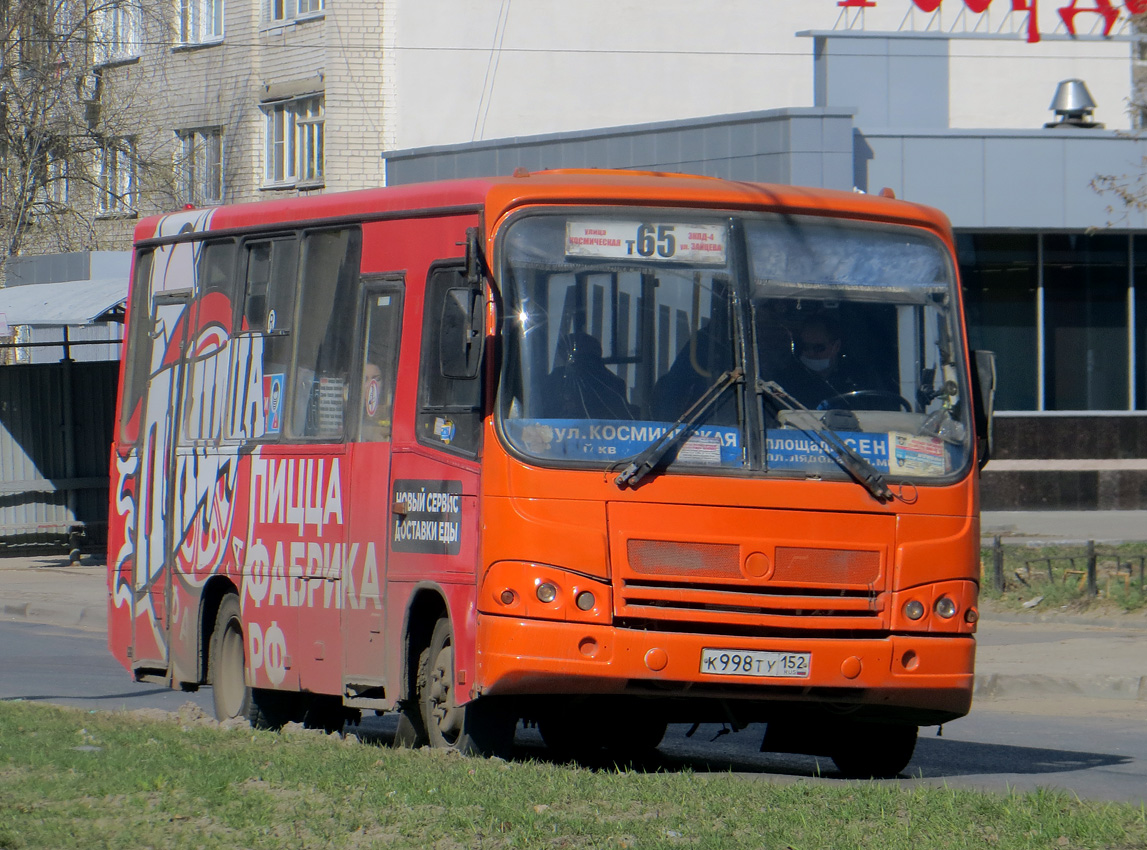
817, 390, 913, 413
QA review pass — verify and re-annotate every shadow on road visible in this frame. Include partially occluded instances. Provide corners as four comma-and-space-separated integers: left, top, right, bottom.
344, 717, 1130, 781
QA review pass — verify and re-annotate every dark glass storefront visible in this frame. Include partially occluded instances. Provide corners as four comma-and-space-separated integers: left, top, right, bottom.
958, 233, 1137, 412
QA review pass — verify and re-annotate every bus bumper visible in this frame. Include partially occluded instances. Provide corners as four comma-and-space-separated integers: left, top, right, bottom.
475, 614, 974, 721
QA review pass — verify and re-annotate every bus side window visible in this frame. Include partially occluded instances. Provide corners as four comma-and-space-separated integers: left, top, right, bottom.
231, 237, 298, 440
357, 284, 404, 442
417, 265, 482, 455
182, 239, 238, 444
290, 227, 362, 440
118, 248, 155, 447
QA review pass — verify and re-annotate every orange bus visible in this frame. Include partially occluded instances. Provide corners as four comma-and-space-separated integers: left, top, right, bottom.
107, 170, 993, 777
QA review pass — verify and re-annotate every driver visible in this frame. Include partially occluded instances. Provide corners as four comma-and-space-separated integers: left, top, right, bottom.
775, 313, 882, 409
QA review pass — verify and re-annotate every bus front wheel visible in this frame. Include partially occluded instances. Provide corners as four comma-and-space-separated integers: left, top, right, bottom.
830, 723, 918, 779
419, 617, 515, 758
210, 594, 251, 723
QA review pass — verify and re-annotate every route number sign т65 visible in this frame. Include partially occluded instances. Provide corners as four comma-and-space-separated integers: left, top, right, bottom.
566, 220, 728, 265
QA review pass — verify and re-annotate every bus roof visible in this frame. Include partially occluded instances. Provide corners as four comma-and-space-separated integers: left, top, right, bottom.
132, 169, 953, 246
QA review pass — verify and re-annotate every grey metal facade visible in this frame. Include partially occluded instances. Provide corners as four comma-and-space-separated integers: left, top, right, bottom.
384, 107, 856, 190
0, 361, 118, 546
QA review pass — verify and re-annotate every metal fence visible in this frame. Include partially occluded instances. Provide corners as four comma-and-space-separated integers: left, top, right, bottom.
0, 360, 118, 550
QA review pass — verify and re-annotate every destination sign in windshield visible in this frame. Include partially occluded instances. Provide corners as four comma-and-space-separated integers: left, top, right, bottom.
566, 220, 728, 265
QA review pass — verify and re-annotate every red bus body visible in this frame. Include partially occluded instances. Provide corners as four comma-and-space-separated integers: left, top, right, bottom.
107, 171, 981, 774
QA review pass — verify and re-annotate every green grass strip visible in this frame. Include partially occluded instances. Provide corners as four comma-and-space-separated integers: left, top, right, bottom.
1, 701, 1145, 849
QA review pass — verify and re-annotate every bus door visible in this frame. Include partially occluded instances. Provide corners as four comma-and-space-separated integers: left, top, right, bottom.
343, 279, 404, 695
386, 265, 484, 690
132, 285, 194, 675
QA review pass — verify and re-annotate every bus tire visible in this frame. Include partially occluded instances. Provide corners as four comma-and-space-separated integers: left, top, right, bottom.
249, 688, 301, 731
419, 617, 515, 758
210, 594, 251, 723
830, 723, 918, 779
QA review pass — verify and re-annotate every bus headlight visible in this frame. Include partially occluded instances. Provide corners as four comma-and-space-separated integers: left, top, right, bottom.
903, 599, 925, 621
575, 590, 596, 611
536, 582, 557, 604
934, 596, 958, 619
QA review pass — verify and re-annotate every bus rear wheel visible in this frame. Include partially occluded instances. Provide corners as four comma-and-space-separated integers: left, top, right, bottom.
830, 723, 918, 779
419, 617, 515, 758
210, 594, 251, 723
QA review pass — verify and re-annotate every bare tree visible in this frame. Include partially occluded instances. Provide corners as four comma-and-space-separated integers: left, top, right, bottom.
1091, 12, 1147, 222
0, 0, 180, 282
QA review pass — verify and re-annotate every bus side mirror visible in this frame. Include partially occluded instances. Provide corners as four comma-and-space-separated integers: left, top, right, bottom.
970, 349, 996, 471
440, 286, 484, 379
465, 226, 485, 286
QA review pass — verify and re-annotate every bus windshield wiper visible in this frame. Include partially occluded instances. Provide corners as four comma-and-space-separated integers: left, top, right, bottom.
614, 368, 744, 489
758, 380, 893, 502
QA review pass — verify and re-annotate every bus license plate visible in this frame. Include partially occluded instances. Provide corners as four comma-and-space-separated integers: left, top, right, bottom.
700, 648, 810, 678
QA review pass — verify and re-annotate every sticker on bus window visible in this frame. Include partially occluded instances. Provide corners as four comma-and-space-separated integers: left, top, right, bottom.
504, 419, 741, 465
263, 373, 284, 434
889, 432, 946, 476
392, 479, 463, 555
565, 221, 728, 265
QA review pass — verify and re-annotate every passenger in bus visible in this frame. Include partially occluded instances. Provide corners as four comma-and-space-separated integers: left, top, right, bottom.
541, 332, 633, 420
650, 323, 736, 423
360, 361, 392, 441
773, 313, 885, 409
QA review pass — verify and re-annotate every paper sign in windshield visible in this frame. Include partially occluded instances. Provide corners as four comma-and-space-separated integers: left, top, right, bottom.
767, 430, 891, 472
890, 432, 946, 476
766, 430, 946, 477
505, 419, 742, 466
566, 221, 728, 265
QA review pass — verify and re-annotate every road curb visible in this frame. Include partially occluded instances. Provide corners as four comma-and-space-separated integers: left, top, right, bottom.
3, 602, 107, 632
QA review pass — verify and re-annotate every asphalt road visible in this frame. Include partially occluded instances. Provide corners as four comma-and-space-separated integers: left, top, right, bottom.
2, 619, 1145, 804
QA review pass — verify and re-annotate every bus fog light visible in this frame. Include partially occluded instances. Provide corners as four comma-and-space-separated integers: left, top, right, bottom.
935, 596, 958, 619
499, 589, 516, 606
536, 582, 557, 603
903, 599, 925, 620
575, 591, 595, 611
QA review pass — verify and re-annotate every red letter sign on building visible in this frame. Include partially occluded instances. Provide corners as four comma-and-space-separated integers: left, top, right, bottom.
840, 0, 1141, 44
1058, 0, 1118, 36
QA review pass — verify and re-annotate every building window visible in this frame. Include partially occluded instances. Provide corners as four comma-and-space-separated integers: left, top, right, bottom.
176, 128, 224, 205
179, 0, 224, 44
1043, 234, 1129, 411
263, 95, 323, 187
98, 138, 136, 215
31, 152, 71, 210
959, 232, 1139, 412
93, 1, 140, 65
269, 0, 323, 22
959, 234, 1039, 411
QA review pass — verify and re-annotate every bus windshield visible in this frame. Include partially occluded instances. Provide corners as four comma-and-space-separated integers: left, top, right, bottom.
497, 210, 971, 484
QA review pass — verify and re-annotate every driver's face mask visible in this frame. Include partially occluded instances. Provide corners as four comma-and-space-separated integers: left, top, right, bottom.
799, 338, 834, 373
800, 355, 831, 373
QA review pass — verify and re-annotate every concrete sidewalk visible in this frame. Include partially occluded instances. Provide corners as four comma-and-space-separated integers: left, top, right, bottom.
2, 512, 1146, 706
981, 510, 1147, 544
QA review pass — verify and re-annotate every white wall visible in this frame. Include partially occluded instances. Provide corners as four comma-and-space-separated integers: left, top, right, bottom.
391, 0, 1137, 149
949, 39, 1132, 131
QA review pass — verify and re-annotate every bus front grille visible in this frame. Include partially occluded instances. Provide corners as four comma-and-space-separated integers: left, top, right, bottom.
617, 540, 889, 632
